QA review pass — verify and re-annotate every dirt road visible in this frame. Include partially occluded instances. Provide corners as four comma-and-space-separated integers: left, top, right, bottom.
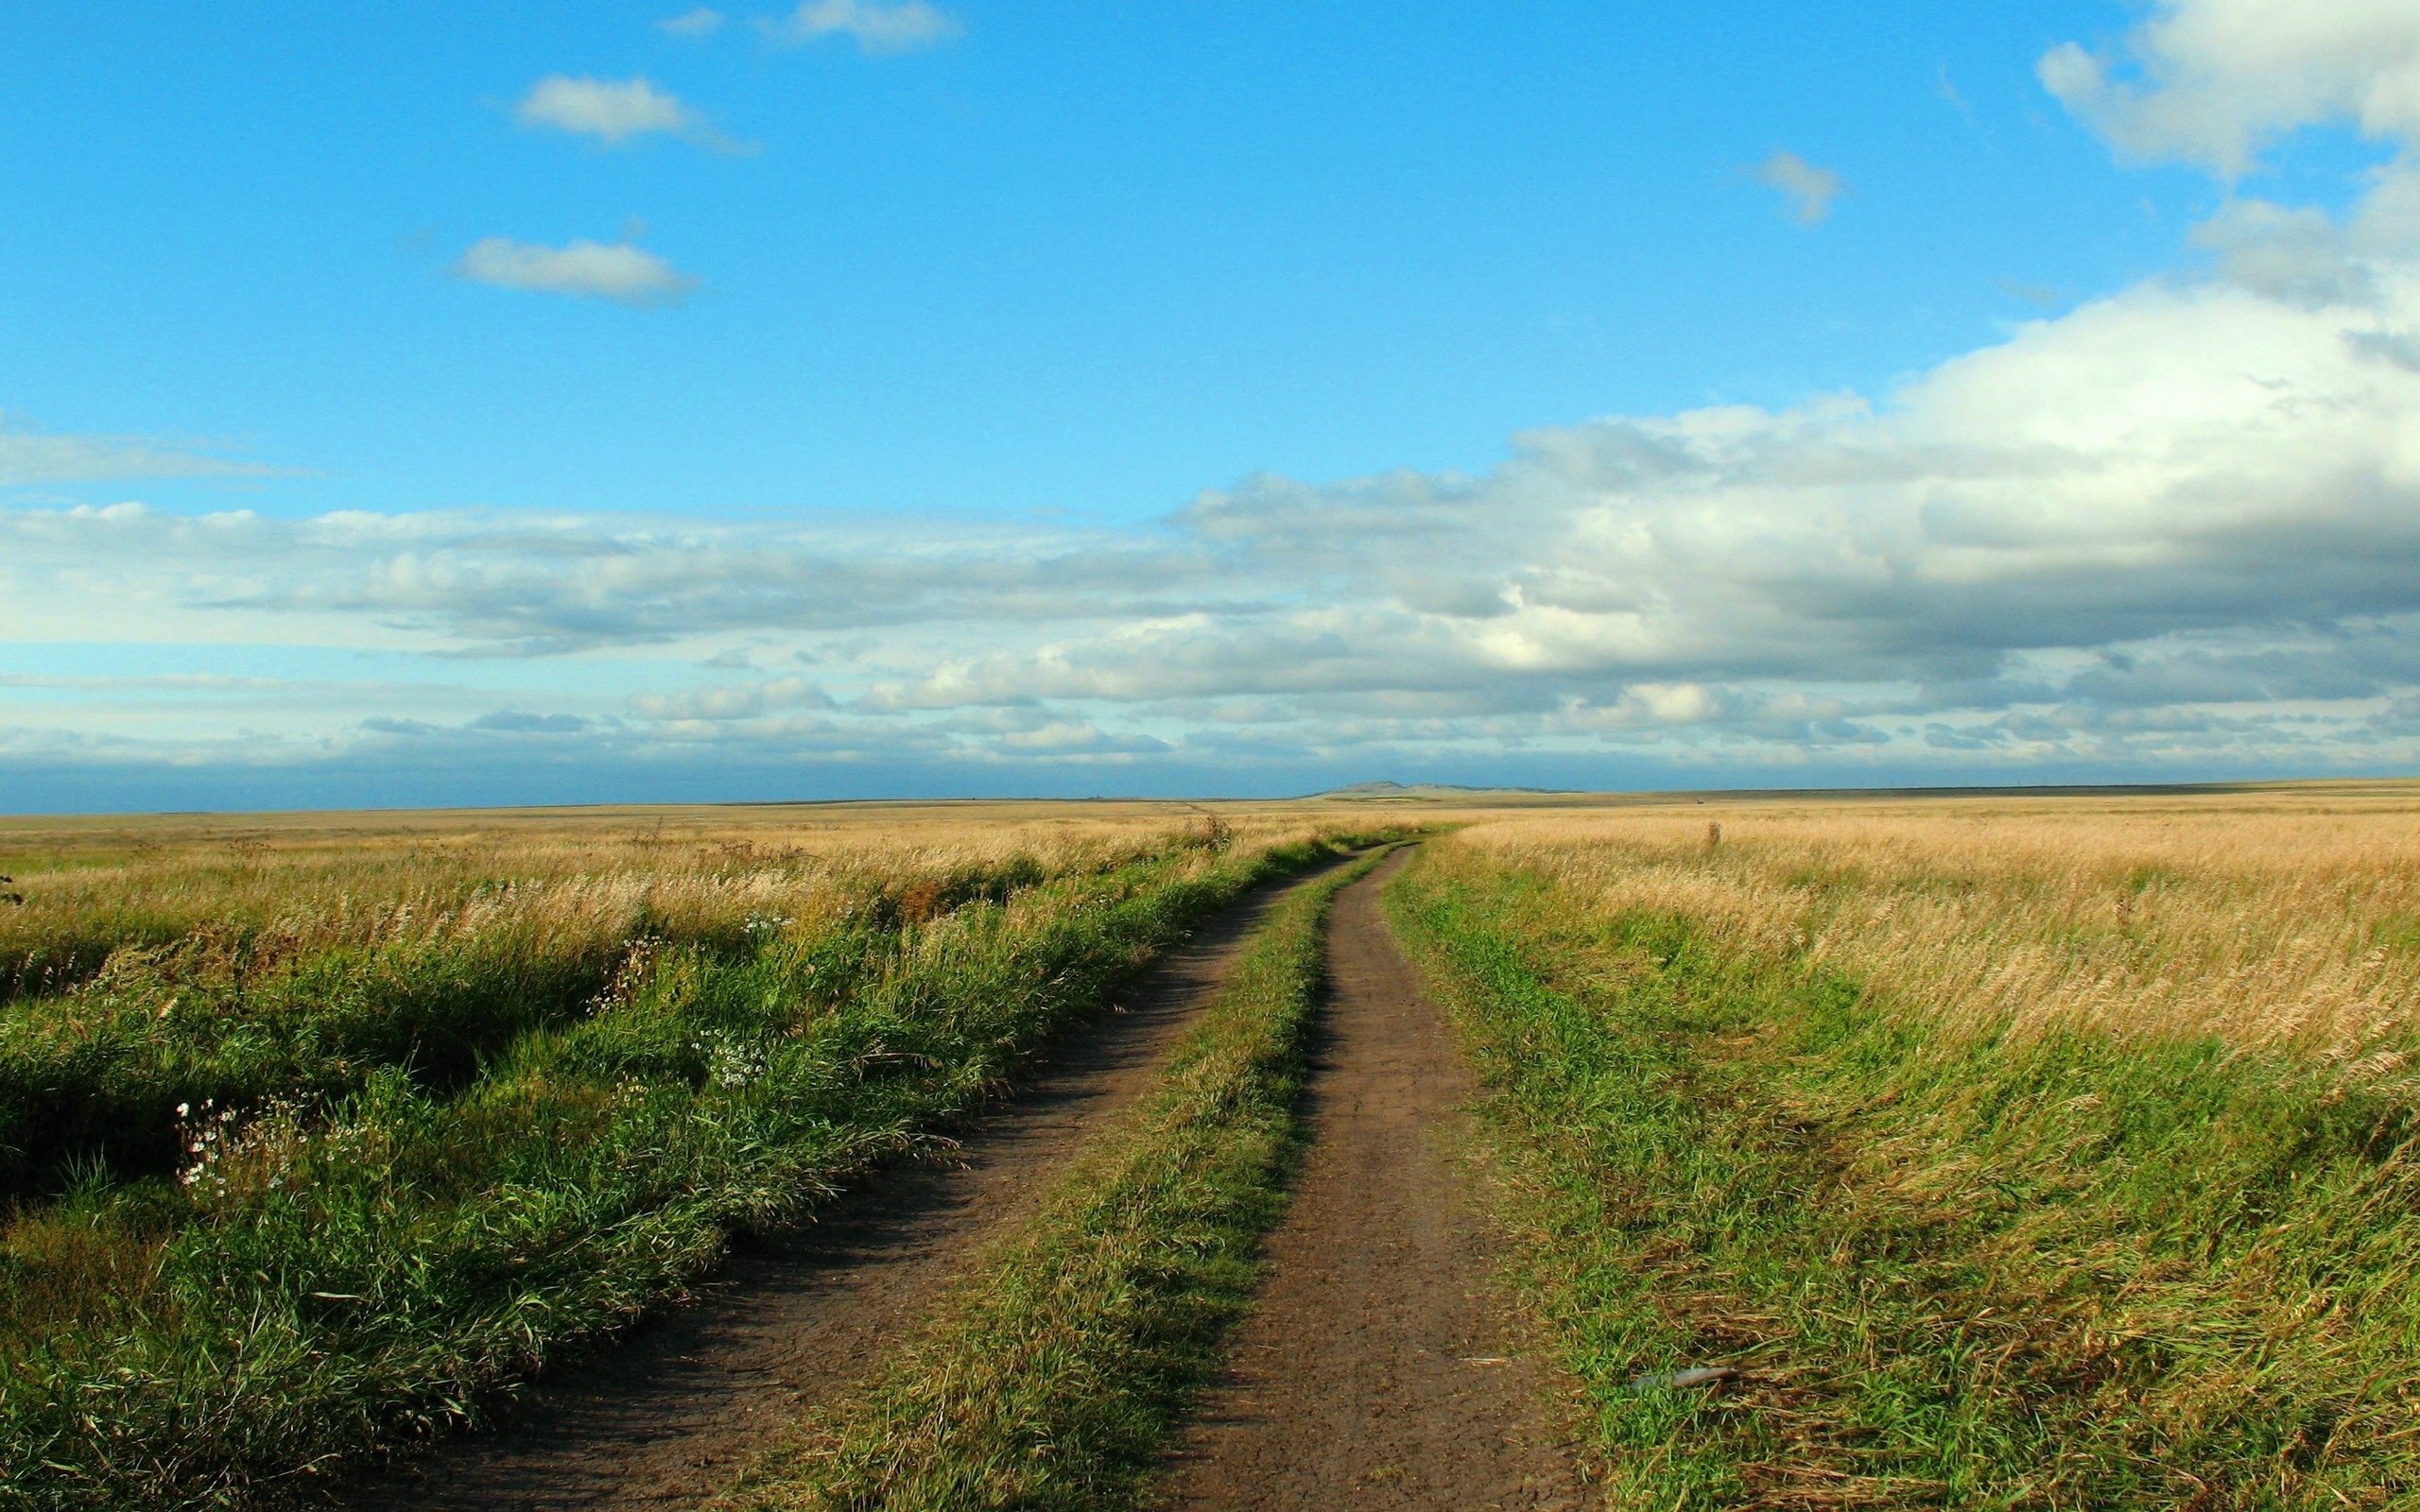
1161, 850, 1584, 1511
340, 859, 1350, 1512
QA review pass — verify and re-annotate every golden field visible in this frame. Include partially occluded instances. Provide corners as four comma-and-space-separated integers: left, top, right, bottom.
1385, 779, 2420, 1507
1445, 780, 2420, 1055
0, 800, 1357, 971
9, 781, 2420, 1509
12, 779, 2415, 1056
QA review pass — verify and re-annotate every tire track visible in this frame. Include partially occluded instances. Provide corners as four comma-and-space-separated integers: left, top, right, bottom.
1160, 850, 1585, 1511
339, 857, 1357, 1512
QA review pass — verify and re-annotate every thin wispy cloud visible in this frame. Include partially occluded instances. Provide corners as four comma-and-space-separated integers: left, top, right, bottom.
1752, 149, 1846, 225
763, 0, 960, 55
657, 8, 725, 37
1937, 61, 1976, 124
1992, 277, 2063, 305
512, 75, 752, 153
0, 421, 292, 487
451, 237, 700, 307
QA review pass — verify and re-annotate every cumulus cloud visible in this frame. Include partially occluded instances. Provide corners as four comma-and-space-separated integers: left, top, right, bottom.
16, 232, 2420, 775
1751, 150, 1845, 225
21, 0, 2420, 790
764, 0, 959, 54
451, 236, 700, 307
2038, 0, 2420, 175
512, 75, 749, 152
657, 8, 724, 37
2189, 199, 2372, 305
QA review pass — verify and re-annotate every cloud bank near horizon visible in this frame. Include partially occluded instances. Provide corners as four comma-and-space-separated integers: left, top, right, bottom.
10, 0, 2420, 802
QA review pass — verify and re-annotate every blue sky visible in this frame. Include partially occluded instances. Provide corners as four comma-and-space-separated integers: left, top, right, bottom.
3, 1, 2239, 518
5, 0, 2420, 809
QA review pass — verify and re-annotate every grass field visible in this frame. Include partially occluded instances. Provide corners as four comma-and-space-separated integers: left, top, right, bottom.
1388, 783, 2420, 1509
0, 802, 1394, 1511
11, 783, 2420, 1510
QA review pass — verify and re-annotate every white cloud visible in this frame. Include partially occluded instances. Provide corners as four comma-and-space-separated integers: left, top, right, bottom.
512, 75, 748, 152
1752, 149, 1845, 225
451, 236, 700, 307
1937, 61, 1975, 126
630, 676, 831, 721
23, 0, 2420, 788
764, 0, 959, 55
516, 76, 686, 144
2039, 0, 2420, 174
2189, 198, 2371, 305
28, 224, 2420, 774
0, 425, 287, 486
657, 8, 725, 37
17, 233, 2420, 776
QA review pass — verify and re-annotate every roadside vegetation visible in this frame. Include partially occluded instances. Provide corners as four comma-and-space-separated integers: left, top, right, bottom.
0, 823, 1189, 1203
1389, 791, 2420, 1508
718, 846, 1391, 1512
0, 806, 1388, 1512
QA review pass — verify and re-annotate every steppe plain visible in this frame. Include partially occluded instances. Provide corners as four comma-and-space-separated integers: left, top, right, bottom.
5, 782, 2417, 1509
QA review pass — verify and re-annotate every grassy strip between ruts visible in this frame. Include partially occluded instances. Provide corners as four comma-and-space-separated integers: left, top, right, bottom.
2, 832, 1396, 1512
1384, 844, 2420, 1510
716, 846, 1396, 1512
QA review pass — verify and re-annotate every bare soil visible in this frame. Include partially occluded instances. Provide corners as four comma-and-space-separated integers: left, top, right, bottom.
338, 860, 1350, 1512
1159, 850, 1585, 1511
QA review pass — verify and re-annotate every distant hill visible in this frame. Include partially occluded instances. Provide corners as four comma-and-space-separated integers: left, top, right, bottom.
1310, 781, 1570, 801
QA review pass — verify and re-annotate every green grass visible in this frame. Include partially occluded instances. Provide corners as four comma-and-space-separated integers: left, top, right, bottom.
0, 851, 1092, 1202
718, 847, 1392, 1512
1385, 846, 2420, 1510
0, 831, 1393, 1512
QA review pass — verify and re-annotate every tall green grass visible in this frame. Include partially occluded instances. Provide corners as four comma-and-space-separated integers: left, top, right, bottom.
1387, 847, 2420, 1510
0, 832, 1382, 1512
720, 849, 1391, 1512
0, 854, 1089, 1201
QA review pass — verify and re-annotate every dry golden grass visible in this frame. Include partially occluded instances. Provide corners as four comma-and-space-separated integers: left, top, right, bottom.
1392, 782, 2420, 1507
1445, 780, 2420, 1055
20, 782, 2419, 1054
0, 800, 1370, 994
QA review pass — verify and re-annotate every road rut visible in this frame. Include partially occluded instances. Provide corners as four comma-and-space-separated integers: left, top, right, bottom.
1160, 849, 1584, 1512
340, 859, 1350, 1512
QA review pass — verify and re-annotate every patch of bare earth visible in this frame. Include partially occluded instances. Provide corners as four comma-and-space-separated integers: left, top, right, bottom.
338, 860, 1351, 1512
1160, 851, 1586, 1511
